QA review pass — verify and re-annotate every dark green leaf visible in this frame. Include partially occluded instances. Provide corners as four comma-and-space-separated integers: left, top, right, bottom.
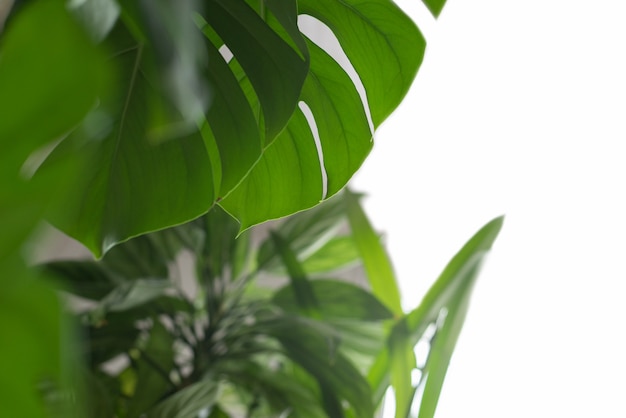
126, 321, 175, 417
202, 0, 307, 141
39, 21, 215, 258
273, 279, 393, 321
261, 316, 374, 418
41, 260, 118, 301
270, 231, 319, 316
344, 190, 403, 316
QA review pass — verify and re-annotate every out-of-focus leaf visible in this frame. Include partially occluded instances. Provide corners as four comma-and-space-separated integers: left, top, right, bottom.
300, 236, 359, 274
38, 21, 215, 258
257, 193, 347, 270
389, 321, 417, 418
146, 380, 218, 418
421, 0, 447, 18
69, 0, 120, 42
367, 217, 504, 408
0, 260, 64, 418
261, 316, 374, 418
84, 312, 141, 366
97, 279, 173, 314
417, 277, 473, 418
126, 321, 175, 417
201, 205, 241, 279
344, 189, 403, 316
42, 260, 117, 301
216, 360, 327, 418
270, 232, 318, 316
0, 0, 109, 259
273, 279, 392, 321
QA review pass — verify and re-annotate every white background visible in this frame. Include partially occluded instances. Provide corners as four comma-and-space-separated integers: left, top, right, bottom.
351, 0, 626, 416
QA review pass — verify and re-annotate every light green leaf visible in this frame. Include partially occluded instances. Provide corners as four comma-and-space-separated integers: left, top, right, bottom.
344, 189, 403, 316
367, 217, 504, 409
300, 235, 360, 274
389, 321, 417, 418
299, 0, 426, 128
147, 380, 218, 418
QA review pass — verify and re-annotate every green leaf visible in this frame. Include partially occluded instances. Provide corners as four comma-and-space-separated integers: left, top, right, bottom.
344, 189, 403, 316
367, 217, 504, 409
0, 0, 109, 259
270, 231, 319, 316
300, 236, 360, 274
126, 321, 175, 417
202, 0, 308, 142
389, 321, 417, 418
39, 21, 215, 258
421, 0, 447, 18
415, 217, 504, 418
261, 316, 375, 418
221, 38, 372, 228
215, 360, 327, 418
273, 279, 393, 321
298, 0, 426, 128
97, 279, 173, 314
146, 380, 218, 418
256, 179, 347, 271
41, 260, 118, 301
0, 261, 64, 418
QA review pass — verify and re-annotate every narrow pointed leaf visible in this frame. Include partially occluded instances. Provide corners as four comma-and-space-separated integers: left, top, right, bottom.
344, 190, 403, 316
389, 321, 417, 418
367, 217, 504, 407
417, 275, 474, 418
421, 0, 447, 18
270, 231, 319, 315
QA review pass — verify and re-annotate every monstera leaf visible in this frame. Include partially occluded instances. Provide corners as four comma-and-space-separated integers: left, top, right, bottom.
37, 0, 445, 256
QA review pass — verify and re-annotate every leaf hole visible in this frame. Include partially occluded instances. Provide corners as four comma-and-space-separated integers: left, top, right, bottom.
298, 100, 328, 200
298, 14, 374, 137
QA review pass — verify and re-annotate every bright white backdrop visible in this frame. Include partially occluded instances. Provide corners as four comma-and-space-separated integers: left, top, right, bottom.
351, 1, 626, 416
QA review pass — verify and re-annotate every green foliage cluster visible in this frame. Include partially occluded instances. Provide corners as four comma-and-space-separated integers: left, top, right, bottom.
42, 192, 502, 417
0, 0, 501, 417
